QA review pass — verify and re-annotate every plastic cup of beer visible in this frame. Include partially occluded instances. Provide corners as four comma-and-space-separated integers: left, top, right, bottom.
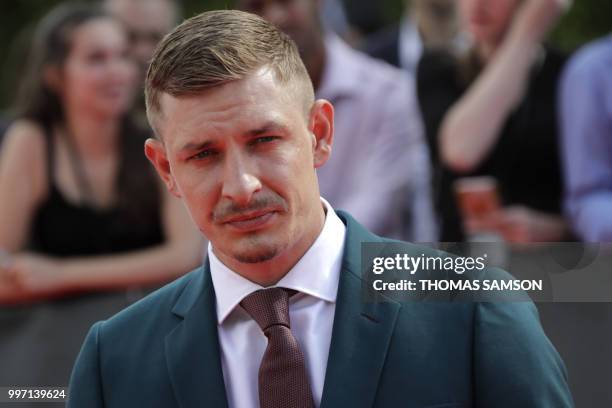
454, 176, 501, 219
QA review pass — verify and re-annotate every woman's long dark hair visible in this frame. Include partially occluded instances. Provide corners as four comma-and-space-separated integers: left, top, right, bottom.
15, 3, 108, 124
14, 2, 161, 229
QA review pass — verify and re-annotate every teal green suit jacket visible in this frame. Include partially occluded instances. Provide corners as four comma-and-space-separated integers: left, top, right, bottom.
68, 211, 573, 407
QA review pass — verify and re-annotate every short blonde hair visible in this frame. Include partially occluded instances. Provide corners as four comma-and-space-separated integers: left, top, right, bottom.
144, 10, 313, 136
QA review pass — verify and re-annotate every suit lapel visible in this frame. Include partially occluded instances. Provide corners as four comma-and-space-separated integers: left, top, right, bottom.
165, 263, 228, 408
320, 212, 401, 408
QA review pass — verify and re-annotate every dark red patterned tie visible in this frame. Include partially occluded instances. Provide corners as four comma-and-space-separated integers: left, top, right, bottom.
240, 288, 315, 408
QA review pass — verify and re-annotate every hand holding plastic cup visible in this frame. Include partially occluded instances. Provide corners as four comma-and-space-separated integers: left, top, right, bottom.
454, 176, 501, 219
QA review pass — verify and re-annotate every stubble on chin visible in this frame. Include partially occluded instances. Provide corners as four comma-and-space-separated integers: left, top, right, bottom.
230, 234, 285, 264
233, 247, 279, 264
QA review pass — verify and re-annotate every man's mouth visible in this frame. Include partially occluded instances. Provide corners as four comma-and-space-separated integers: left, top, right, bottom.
222, 210, 277, 232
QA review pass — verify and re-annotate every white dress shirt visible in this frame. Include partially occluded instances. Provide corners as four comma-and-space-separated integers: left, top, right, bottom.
399, 17, 424, 75
316, 34, 437, 242
209, 198, 346, 408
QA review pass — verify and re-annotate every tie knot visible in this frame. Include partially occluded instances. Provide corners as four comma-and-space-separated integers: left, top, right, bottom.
240, 288, 292, 332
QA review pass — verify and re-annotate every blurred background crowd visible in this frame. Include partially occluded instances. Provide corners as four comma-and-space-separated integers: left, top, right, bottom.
0, 0, 610, 406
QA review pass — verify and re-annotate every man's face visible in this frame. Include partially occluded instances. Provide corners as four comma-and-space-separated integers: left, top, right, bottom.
146, 69, 333, 267
107, 0, 177, 81
235, 0, 321, 58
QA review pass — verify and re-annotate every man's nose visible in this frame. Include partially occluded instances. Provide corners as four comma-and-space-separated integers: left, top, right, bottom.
221, 153, 262, 207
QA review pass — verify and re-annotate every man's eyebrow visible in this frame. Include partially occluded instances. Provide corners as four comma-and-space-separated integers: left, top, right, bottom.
179, 140, 214, 153
178, 122, 289, 152
245, 122, 289, 137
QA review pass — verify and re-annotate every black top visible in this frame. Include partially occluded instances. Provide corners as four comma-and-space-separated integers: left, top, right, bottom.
0, 117, 10, 147
29, 126, 164, 256
417, 48, 567, 241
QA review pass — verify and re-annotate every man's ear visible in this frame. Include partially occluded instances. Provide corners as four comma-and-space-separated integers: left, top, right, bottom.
309, 99, 334, 169
144, 138, 181, 197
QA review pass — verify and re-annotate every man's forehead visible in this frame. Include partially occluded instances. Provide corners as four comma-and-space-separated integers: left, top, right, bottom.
158, 93, 298, 150
160, 69, 296, 120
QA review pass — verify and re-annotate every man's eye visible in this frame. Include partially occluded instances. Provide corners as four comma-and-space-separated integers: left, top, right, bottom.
192, 149, 217, 160
252, 136, 278, 145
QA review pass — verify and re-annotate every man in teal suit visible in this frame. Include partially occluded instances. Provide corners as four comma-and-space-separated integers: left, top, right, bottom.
68, 9, 573, 408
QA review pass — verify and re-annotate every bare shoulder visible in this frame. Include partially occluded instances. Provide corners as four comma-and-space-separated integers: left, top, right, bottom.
0, 119, 49, 200
2, 119, 48, 158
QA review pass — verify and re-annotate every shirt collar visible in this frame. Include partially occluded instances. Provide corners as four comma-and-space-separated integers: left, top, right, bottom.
209, 198, 346, 324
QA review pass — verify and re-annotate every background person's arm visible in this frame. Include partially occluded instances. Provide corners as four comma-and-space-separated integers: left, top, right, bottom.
0, 122, 48, 302
465, 205, 569, 242
439, 0, 570, 173
560, 44, 612, 242
6, 185, 203, 298
0, 121, 47, 252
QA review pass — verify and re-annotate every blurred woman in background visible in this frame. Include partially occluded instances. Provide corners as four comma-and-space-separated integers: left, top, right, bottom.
417, 0, 572, 242
0, 3, 201, 304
